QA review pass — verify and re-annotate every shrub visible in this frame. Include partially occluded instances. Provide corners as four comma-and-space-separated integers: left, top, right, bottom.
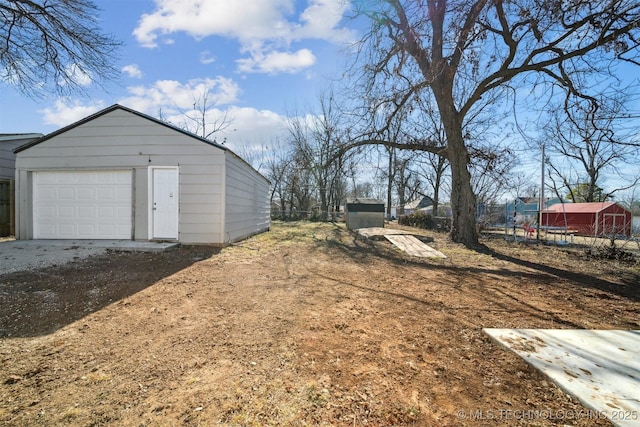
399, 211, 451, 231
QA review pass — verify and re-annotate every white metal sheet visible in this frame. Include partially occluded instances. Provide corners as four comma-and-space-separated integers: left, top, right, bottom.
485, 328, 640, 427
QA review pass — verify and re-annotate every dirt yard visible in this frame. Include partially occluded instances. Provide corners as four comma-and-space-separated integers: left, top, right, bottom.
1, 221, 639, 426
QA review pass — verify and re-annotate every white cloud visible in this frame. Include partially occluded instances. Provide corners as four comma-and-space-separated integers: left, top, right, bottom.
159, 105, 288, 144
200, 50, 216, 65
237, 48, 316, 74
60, 64, 93, 87
226, 106, 289, 144
294, 0, 354, 42
122, 64, 143, 79
133, 0, 293, 48
118, 77, 241, 115
132, 0, 354, 74
39, 99, 105, 127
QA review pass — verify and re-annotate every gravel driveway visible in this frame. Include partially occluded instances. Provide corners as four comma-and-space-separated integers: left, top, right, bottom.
0, 239, 178, 275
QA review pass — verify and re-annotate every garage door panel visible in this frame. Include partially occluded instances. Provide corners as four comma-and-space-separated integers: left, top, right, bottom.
77, 224, 95, 236
59, 224, 75, 235
37, 224, 55, 236
34, 171, 132, 239
59, 206, 75, 218
97, 187, 114, 200
38, 206, 56, 218
57, 187, 76, 200
77, 188, 95, 200
55, 174, 76, 184
78, 206, 96, 218
37, 188, 56, 201
98, 224, 117, 235
97, 206, 113, 217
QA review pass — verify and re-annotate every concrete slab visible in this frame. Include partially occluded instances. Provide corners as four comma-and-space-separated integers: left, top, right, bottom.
1, 239, 178, 252
484, 328, 640, 427
1, 239, 179, 275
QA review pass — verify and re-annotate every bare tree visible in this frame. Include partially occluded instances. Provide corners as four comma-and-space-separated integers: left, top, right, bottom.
183, 89, 233, 140
542, 95, 640, 202
409, 99, 450, 217
286, 92, 352, 220
158, 88, 234, 143
1, 0, 121, 97
264, 139, 295, 219
393, 154, 424, 210
350, 0, 640, 246
471, 142, 518, 209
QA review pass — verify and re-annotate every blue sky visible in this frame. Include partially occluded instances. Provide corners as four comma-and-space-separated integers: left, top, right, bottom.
0, 0, 358, 155
1, 0, 638, 200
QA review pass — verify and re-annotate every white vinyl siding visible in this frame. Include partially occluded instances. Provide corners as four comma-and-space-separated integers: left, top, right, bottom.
224, 152, 270, 243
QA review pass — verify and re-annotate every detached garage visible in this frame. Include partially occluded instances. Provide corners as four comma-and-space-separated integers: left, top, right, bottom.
14, 104, 270, 245
541, 202, 631, 237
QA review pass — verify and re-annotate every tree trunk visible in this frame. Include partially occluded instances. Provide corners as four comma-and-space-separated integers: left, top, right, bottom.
387, 147, 394, 220
432, 181, 440, 217
432, 154, 446, 217
448, 147, 478, 246
319, 185, 328, 221
441, 113, 479, 246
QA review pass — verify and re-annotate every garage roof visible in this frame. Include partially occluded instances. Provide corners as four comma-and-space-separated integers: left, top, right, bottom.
13, 104, 227, 154
544, 202, 621, 214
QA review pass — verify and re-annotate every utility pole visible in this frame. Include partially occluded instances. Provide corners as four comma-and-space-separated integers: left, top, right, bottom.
537, 143, 545, 241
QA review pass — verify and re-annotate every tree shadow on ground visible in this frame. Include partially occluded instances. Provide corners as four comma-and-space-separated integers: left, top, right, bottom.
477, 244, 640, 302
0, 246, 220, 338
319, 226, 640, 304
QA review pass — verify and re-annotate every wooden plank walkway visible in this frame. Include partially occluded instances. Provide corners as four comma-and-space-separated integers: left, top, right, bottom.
356, 227, 412, 238
355, 227, 446, 258
384, 234, 447, 258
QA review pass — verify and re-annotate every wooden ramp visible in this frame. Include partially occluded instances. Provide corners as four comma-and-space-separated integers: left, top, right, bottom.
356, 227, 446, 258
384, 234, 447, 258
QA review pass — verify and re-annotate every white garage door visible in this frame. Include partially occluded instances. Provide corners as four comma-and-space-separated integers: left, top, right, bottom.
34, 171, 132, 239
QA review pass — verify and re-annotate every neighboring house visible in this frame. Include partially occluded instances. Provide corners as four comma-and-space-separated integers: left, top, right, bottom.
541, 202, 631, 237
403, 196, 434, 215
1, 133, 43, 236
507, 197, 564, 217
1, 133, 43, 180
13, 104, 270, 245
423, 204, 452, 218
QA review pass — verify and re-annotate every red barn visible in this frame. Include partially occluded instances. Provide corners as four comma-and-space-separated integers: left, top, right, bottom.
541, 202, 632, 237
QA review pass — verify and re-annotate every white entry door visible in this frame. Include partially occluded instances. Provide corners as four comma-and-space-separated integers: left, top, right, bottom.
151, 167, 179, 240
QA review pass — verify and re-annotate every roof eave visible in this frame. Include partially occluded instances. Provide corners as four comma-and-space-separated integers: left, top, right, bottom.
13, 104, 228, 154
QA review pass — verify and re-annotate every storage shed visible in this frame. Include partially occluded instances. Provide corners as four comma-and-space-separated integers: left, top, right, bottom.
13, 104, 270, 245
541, 202, 631, 237
1, 134, 43, 236
345, 198, 385, 230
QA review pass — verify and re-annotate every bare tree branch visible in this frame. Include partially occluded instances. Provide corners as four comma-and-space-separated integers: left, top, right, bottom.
0, 0, 121, 98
